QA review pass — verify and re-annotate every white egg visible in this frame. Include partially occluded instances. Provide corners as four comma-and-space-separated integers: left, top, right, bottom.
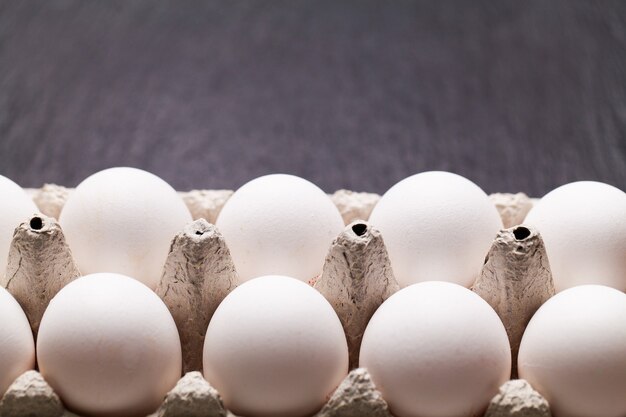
0, 286, 35, 395
216, 174, 344, 283
369, 171, 502, 288
59, 167, 192, 289
203, 275, 348, 417
518, 285, 626, 417
359, 281, 511, 417
0, 175, 38, 277
524, 181, 626, 291
37, 273, 182, 417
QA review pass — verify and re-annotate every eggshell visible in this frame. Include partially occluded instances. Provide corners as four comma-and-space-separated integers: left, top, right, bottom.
524, 181, 626, 291
518, 285, 626, 417
216, 174, 344, 283
59, 167, 192, 289
0, 286, 35, 395
359, 281, 511, 417
37, 273, 182, 417
0, 175, 38, 276
368, 171, 503, 288
203, 275, 349, 417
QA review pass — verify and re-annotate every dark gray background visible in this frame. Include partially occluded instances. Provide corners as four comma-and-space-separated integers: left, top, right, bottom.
1, 1, 625, 195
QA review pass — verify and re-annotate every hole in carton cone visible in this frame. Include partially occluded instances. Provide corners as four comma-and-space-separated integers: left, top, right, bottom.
513, 226, 531, 241
352, 223, 367, 236
30, 217, 43, 230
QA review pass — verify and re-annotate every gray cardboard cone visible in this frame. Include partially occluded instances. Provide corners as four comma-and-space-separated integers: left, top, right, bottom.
150, 372, 230, 417
30, 184, 72, 220
484, 379, 552, 417
330, 190, 380, 225
472, 225, 555, 378
314, 221, 400, 369
315, 368, 393, 417
156, 219, 238, 374
0, 371, 65, 417
489, 193, 534, 228
179, 190, 234, 224
1, 214, 81, 337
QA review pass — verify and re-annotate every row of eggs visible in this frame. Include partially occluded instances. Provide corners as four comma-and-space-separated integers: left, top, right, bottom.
0, 168, 624, 416
1, 273, 625, 417
1, 168, 626, 292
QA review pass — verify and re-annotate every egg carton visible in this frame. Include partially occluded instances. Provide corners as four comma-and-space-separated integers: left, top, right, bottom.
0, 185, 549, 417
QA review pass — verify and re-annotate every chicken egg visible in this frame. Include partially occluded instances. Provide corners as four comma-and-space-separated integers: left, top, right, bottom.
359, 281, 511, 417
216, 174, 344, 283
524, 181, 626, 291
368, 171, 503, 288
0, 286, 35, 395
0, 175, 38, 276
203, 275, 348, 417
37, 273, 182, 417
59, 167, 192, 289
518, 285, 626, 417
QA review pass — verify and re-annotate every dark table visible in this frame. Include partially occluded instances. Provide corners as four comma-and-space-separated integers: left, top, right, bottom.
1, 1, 625, 195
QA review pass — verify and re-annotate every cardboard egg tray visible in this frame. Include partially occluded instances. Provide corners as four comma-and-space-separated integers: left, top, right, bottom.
0, 185, 551, 417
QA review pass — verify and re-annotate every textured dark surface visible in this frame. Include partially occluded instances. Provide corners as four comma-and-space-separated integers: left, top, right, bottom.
1, 1, 625, 195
